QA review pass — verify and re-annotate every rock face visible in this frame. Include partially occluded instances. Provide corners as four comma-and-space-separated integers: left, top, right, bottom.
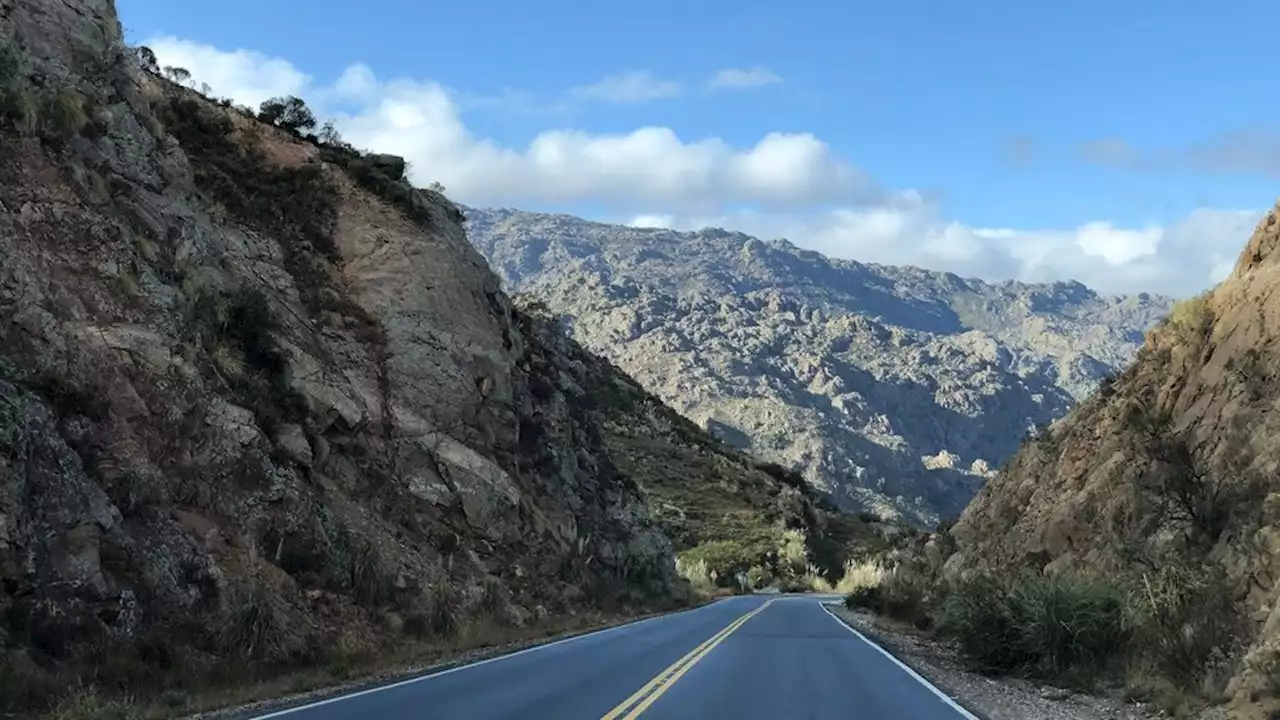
947, 203, 1280, 718
0, 1, 809, 712
467, 208, 1174, 525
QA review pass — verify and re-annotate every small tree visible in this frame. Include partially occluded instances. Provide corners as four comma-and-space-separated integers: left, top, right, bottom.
1126, 399, 1258, 544
163, 66, 191, 85
317, 119, 342, 145
258, 95, 316, 134
134, 46, 159, 74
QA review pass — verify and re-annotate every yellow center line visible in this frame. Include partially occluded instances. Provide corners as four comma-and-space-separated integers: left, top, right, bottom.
599, 599, 774, 720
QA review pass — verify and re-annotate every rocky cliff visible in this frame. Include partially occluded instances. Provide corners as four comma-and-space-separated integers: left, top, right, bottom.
0, 1, 871, 714
947, 203, 1280, 718
467, 208, 1174, 525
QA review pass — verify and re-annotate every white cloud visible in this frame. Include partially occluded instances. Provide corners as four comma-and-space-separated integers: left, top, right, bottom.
629, 197, 1261, 297
708, 67, 781, 90
568, 70, 680, 104
150, 37, 876, 214
148, 36, 1263, 298
627, 214, 675, 229
149, 36, 309, 109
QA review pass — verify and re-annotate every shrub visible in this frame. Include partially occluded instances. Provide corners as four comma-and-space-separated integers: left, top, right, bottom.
844, 584, 882, 612
1130, 563, 1243, 687
877, 564, 931, 628
258, 95, 316, 134
427, 584, 460, 638
350, 542, 396, 608
218, 576, 288, 661
478, 577, 515, 625
162, 66, 191, 85
184, 282, 305, 434
0, 85, 39, 134
1008, 574, 1128, 678
939, 573, 1129, 680
836, 559, 885, 595
937, 576, 1029, 671
134, 46, 159, 74
45, 87, 90, 138
675, 555, 717, 597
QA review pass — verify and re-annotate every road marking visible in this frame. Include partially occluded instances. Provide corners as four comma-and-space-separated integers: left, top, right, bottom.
819, 602, 980, 720
600, 598, 774, 719
243, 598, 736, 719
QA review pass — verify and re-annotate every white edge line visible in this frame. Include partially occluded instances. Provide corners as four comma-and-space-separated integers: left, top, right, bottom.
819, 602, 981, 720
245, 597, 734, 719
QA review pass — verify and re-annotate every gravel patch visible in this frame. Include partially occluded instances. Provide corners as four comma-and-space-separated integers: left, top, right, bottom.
826, 604, 1181, 720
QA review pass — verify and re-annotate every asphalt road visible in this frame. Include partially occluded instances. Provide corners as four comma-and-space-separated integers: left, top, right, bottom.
246, 595, 978, 719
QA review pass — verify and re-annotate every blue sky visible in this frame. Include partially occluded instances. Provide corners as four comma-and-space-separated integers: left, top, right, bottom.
117, 0, 1279, 296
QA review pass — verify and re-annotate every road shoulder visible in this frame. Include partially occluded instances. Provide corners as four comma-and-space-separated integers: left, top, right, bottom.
824, 604, 1162, 720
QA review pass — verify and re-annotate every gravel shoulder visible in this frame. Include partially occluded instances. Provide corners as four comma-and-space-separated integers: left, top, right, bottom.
826, 604, 1185, 720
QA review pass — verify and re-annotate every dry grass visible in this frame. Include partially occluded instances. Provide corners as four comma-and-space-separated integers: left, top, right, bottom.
675, 555, 719, 597
836, 559, 886, 595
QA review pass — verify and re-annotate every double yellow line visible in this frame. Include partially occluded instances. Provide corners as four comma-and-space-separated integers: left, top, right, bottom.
599, 599, 775, 719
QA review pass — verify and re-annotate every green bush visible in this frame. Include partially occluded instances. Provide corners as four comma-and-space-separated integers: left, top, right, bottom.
879, 565, 932, 628
937, 576, 1029, 671
938, 573, 1128, 680
1009, 574, 1127, 677
45, 87, 90, 138
844, 584, 882, 612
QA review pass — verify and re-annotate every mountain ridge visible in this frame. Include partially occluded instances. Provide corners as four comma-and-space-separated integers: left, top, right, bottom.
466, 206, 1177, 524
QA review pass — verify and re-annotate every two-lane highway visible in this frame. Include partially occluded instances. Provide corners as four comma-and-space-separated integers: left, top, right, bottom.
243, 595, 977, 719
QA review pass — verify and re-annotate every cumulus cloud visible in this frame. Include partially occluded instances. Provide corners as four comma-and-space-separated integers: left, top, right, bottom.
707, 67, 781, 90
568, 70, 680, 104
150, 37, 875, 213
618, 197, 1261, 297
148, 36, 1262, 297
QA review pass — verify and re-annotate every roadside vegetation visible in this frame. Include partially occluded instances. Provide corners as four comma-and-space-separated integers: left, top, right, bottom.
578, 343, 913, 598
844, 478, 1249, 717
846, 555, 1241, 717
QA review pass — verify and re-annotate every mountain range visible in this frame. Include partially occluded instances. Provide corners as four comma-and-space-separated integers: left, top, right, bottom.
467, 208, 1176, 524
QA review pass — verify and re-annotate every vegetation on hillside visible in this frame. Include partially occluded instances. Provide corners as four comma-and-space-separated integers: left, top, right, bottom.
553, 303, 906, 595
844, 528, 1243, 715
843, 295, 1271, 716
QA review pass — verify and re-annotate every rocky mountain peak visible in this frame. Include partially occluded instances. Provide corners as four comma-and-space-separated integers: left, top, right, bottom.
466, 207, 1176, 525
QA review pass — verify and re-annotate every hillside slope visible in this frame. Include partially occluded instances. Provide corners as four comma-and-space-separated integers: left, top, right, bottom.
467, 208, 1174, 524
947, 203, 1280, 718
0, 2, 874, 715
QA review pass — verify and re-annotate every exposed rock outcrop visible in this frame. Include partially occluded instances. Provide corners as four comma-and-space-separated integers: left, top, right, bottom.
947, 202, 1280, 718
0, 1, 747, 713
